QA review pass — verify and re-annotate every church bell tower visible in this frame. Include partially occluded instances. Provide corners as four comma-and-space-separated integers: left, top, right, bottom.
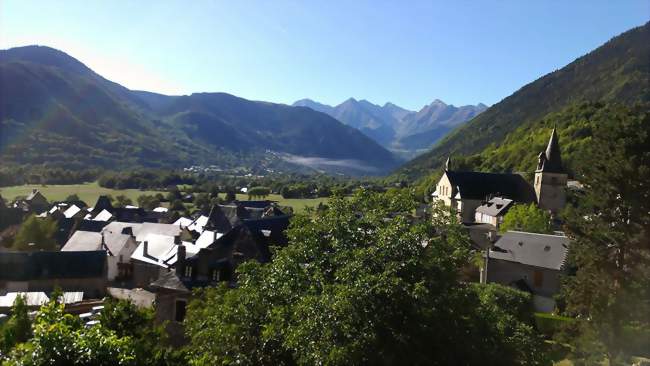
534, 128, 567, 214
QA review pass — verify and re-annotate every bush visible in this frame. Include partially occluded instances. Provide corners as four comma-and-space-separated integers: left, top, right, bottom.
534, 312, 574, 337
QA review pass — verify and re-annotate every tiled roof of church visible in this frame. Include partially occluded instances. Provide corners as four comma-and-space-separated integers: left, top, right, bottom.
445, 171, 537, 203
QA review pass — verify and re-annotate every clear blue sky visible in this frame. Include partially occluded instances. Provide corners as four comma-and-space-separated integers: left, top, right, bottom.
1, 1, 647, 110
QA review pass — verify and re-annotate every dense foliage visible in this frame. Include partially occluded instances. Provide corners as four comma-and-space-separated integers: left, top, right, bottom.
500, 203, 553, 234
557, 103, 650, 364
11, 215, 57, 251
3, 299, 136, 365
185, 191, 546, 365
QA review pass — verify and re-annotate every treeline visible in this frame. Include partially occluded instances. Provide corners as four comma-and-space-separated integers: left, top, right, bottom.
0, 166, 99, 187
97, 171, 197, 190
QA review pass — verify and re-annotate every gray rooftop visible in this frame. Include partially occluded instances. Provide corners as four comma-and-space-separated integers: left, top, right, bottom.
475, 197, 514, 217
61, 231, 103, 252
489, 231, 570, 270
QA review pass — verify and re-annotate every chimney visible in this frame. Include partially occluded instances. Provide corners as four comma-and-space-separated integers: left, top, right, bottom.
143, 240, 148, 255
176, 245, 186, 277
121, 227, 134, 237
32, 189, 37, 194
174, 235, 181, 245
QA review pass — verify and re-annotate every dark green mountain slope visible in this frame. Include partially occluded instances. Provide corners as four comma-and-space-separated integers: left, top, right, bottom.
0, 46, 399, 175
397, 21, 650, 180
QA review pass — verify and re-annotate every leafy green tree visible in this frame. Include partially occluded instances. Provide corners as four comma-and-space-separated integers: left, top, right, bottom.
559, 105, 650, 364
65, 194, 80, 202
12, 215, 58, 251
185, 191, 545, 365
137, 195, 160, 211
99, 298, 186, 365
247, 187, 270, 200
4, 299, 136, 365
193, 193, 211, 213
114, 195, 133, 208
1, 295, 32, 352
500, 203, 552, 234
224, 187, 236, 202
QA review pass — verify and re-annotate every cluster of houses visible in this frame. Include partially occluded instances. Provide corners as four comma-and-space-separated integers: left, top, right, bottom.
0, 128, 573, 337
431, 128, 571, 312
0, 192, 290, 329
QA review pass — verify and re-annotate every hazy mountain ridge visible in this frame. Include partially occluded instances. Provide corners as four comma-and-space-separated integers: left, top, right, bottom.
293, 97, 487, 157
0, 46, 401, 175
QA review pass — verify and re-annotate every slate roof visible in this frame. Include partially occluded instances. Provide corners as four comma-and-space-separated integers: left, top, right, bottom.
92, 209, 113, 221
475, 197, 514, 217
537, 128, 564, 173
234, 200, 278, 208
149, 269, 190, 293
173, 217, 193, 228
489, 231, 570, 270
0, 251, 106, 280
63, 205, 83, 218
101, 222, 181, 242
61, 231, 103, 251
445, 171, 537, 203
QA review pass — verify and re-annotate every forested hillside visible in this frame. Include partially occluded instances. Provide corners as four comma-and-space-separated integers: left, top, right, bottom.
396, 21, 649, 181
0, 46, 400, 175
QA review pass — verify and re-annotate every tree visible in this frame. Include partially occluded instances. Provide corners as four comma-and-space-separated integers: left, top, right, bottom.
185, 191, 545, 365
1, 295, 32, 352
193, 193, 211, 213
98, 298, 186, 365
137, 195, 161, 211
4, 298, 136, 365
12, 215, 58, 251
114, 195, 133, 208
65, 194, 80, 202
559, 104, 650, 364
224, 187, 236, 202
247, 187, 270, 200
500, 203, 552, 234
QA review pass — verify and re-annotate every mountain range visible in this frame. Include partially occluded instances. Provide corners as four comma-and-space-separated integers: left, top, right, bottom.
293, 98, 486, 159
0, 46, 401, 175
396, 21, 650, 181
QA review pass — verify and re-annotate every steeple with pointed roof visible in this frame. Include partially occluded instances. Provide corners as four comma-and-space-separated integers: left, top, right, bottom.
536, 127, 564, 173
444, 156, 452, 172
534, 128, 568, 214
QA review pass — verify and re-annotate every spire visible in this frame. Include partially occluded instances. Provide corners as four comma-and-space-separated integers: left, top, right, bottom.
444, 156, 452, 171
537, 128, 563, 173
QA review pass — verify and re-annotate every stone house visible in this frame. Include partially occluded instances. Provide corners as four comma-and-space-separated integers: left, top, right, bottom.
484, 231, 570, 312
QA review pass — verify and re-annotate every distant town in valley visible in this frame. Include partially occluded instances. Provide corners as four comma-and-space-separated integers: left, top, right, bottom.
0, 2, 648, 365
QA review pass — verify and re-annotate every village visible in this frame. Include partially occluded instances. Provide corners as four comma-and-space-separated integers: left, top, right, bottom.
0, 128, 575, 339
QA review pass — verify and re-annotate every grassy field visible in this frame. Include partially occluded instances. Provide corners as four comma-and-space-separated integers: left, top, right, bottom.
0, 182, 164, 206
0, 183, 330, 213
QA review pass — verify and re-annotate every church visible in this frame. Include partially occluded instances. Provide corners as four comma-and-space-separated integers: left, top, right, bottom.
431, 128, 567, 223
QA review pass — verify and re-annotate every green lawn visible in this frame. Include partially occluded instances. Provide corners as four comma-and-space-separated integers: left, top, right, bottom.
0, 182, 164, 206
0, 183, 330, 213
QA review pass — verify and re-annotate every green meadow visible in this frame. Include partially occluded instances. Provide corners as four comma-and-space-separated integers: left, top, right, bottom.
0, 182, 329, 213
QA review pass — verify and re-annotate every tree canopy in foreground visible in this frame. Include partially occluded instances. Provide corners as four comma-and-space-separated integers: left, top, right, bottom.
185, 190, 546, 365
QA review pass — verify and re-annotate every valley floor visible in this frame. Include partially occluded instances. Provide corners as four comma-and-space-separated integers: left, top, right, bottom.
0, 182, 329, 214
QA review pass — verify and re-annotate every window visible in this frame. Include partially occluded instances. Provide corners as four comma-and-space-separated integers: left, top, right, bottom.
184, 266, 192, 278
212, 269, 220, 281
533, 270, 543, 287
175, 300, 187, 322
